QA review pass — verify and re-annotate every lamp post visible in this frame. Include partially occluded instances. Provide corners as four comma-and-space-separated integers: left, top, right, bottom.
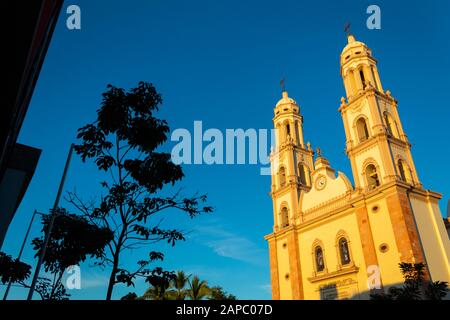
27, 143, 74, 300
2, 210, 46, 300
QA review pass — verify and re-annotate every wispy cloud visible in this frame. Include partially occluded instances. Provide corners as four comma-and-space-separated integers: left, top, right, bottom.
77, 273, 109, 289
192, 224, 266, 266
183, 265, 226, 280
259, 284, 272, 294
38, 270, 107, 291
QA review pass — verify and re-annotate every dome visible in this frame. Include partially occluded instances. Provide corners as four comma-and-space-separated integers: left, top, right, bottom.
276, 91, 297, 107
340, 34, 373, 66
341, 34, 369, 54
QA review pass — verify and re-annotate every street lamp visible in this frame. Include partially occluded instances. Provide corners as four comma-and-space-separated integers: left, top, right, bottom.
26, 143, 74, 300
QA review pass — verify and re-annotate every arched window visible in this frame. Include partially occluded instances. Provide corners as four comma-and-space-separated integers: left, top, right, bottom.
356, 118, 369, 142
285, 123, 291, 137
359, 69, 366, 89
398, 160, 406, 181
315, 246, 325, 272
294, 120, 300, 144
338, 238, 351, 265
370, 66, 379, 90
298, 163, 307, 186
365, 164, 380, 190
278, 167, 286, 187
280, 207, 289, 228
398, 159, 411, 183
383, 112, 399, 138
383, 112, 393, 136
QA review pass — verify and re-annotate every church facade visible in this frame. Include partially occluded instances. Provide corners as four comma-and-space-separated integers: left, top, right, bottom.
265, 34, 450, 300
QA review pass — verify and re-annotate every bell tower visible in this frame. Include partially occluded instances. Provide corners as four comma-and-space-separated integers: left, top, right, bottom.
271, 90, 314, 230
267, 89, 314, 299
339, 34, 420, 191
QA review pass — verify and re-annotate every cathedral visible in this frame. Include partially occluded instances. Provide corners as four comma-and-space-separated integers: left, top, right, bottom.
265, 34, 450, 300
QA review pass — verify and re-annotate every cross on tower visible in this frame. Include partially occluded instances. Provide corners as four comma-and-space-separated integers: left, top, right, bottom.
344, 22, 351, 35
280, 78, 286, 92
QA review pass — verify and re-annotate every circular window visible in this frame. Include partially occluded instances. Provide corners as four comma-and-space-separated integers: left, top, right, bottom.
282, 243, 287, 249
285, 273, 290, 280
379, 243, 389, 253
372, 205, 380, 213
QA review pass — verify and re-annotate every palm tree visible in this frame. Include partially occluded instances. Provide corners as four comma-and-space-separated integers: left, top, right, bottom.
166, 271, 190, 300
425, 281, 449, 300
187, 276, 210, 300
139, 271, 236, 300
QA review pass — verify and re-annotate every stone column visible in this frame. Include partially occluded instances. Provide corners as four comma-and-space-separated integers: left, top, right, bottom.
372, 66, 384, 92
297, 120, 305, 147
268, 238, 280, 299
287, 232, 304, 299
341, 108, 353, 151
344, 73, 352, 98
364, 65, 376, 89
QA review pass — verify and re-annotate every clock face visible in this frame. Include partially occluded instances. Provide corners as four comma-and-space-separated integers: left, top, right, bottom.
315, 175, 327, 190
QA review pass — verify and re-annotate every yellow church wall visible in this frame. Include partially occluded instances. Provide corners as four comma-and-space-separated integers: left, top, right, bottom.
276, 236, 293, 300
429, 202, 450, 261
271, 196, 278, 231
297, 212, 369, 299
363, 197, 404, 288
300, 170, 351, 213
409, 195, 450, 285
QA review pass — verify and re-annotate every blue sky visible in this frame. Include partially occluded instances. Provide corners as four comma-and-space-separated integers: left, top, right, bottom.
2, 0, 450, 299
